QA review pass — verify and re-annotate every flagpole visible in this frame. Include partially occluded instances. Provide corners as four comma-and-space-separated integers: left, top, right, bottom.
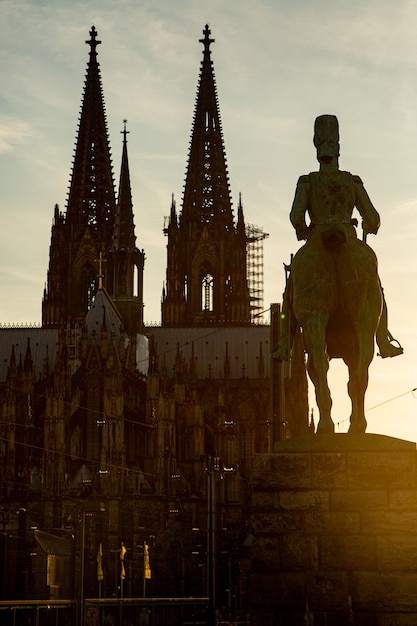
97, 542, 103, 599
143, 541, 146, 598
79, 511, 86, 626
143, 540, 151, 597
119, 541, 126, 626
120, 541, 126, 598
119, 578, 123, 626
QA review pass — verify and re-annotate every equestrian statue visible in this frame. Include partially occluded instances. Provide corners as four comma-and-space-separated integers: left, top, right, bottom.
277, 114, 402, 434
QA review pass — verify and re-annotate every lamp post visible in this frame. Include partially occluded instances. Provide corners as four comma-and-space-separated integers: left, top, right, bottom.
119, 542, 126, 626
79, 510, 86, 626
0, 509, 9, 599
206, 456, 237, 624
78, 501, 105, 626
206, 457, 223, 624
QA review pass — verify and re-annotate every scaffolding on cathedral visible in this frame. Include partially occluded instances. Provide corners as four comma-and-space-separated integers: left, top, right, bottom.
246, 224, 269, 323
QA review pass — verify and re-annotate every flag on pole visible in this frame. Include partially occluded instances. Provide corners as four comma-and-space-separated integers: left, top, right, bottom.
120, 542, 126, 580
97, 543, 104, 581
144, 541, 151, 579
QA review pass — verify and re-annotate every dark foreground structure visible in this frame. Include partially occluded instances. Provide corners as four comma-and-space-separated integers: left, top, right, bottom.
0, 598, 210, 626
0, 22, 408, 626
250, 434, 417, 625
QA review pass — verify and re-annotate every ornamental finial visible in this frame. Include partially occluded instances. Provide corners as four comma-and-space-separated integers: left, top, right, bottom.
121, 119, 130, 144
86, 25, 101, 57
199, 24, 215, 54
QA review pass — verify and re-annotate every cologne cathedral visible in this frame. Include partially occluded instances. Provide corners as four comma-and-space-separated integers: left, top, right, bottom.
0, 25, 308, 612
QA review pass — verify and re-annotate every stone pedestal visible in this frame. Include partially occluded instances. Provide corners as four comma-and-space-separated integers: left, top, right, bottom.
249, 433, 417, 626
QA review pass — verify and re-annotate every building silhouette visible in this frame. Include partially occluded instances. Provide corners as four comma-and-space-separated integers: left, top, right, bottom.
0, 25, 308, 609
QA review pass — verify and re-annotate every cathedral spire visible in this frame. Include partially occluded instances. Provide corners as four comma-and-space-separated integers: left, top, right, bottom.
237, 192, 246, 237
161, 25, 251, 326
108, 121, 145, 335
181, 23, 233, 232
66, 25, 116, 246
169, 193, 177, 229
114, 120, 136, 251
43, 26, 118, 327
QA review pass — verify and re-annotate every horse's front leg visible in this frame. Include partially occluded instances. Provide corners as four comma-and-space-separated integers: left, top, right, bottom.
346, 335, 374, 434
302, 318, 334, 434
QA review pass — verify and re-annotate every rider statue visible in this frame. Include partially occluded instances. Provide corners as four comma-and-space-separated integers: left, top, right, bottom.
278, 114, 402, 361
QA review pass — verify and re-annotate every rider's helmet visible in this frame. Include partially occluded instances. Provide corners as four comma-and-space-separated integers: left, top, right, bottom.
313, 114, 340, 163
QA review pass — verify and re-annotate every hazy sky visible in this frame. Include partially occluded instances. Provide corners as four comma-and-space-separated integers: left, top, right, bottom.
1, 0, 416, 441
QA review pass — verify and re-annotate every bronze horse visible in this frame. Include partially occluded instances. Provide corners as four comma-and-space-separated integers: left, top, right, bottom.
280, 115, 402, 434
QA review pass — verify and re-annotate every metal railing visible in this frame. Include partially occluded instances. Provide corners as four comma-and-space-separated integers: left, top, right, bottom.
0, 597, 210, 626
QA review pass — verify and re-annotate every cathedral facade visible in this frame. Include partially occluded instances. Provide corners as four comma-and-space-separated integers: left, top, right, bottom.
0, 25, 308, 609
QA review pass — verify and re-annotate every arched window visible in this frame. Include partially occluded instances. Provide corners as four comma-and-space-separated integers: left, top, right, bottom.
133, 264, 138, 297
184, 275, 188, 301
201, 273, 214, 312
81, 264, 96, 311
87, 279, 96, 309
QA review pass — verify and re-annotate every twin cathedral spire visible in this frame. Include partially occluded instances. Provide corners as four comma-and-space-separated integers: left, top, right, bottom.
42, 26, 144, 333
42, 24, 252, 331
162, 24, 251, 326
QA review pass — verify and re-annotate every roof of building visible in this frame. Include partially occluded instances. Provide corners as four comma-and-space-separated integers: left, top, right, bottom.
0, 327, 59, 381
34, 529, 72, 557
85, 287, 122, 342
149, 325, 270, 379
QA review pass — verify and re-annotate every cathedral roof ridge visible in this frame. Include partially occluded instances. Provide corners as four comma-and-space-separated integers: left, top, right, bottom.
0, 322, 42, 328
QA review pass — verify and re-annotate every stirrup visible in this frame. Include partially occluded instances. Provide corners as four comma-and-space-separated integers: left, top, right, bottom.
378, 338, 403, 359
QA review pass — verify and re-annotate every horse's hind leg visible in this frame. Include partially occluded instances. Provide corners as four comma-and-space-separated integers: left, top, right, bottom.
302, 319, 334, 434
345, 336, 374, 434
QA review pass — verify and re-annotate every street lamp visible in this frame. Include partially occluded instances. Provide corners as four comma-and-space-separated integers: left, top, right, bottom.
206, 456, 223, 623
79, 501, 105, 626
206, 457, 237, 623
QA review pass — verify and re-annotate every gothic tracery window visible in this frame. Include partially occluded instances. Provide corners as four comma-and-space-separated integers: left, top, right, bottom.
201, 273, 214, 312
80, 264, 97, 311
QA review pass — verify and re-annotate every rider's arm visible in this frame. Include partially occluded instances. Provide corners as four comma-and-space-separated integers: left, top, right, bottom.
290, 175, 310, 240
353, 175, 381, 236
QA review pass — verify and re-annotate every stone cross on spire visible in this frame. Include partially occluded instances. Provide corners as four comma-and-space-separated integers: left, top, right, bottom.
86, 25, 101, 57
199, 23, 215, 54
121, 119, 130, 144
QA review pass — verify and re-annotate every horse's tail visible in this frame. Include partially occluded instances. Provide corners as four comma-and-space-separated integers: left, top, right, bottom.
285, 325, 310, 437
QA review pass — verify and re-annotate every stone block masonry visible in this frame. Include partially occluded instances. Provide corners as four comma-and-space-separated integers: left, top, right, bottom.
248, 433, 417, 626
